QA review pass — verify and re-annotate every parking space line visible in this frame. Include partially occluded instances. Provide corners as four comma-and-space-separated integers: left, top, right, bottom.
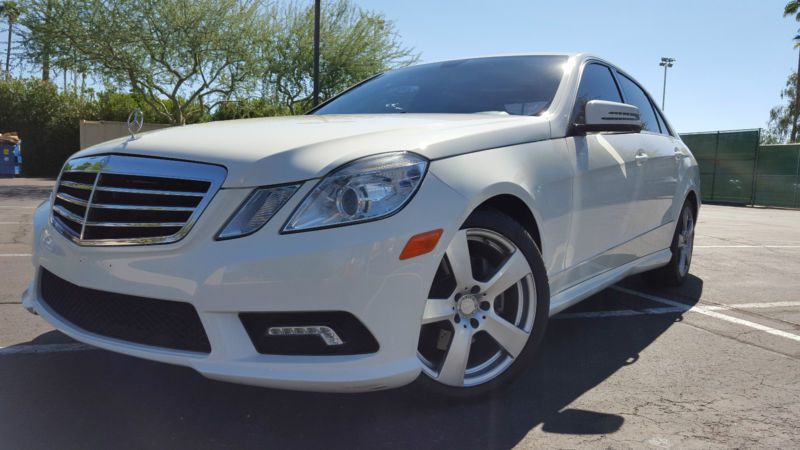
0, 222, 25, 225
710, 301, 800, 310
612, 286, 800, 343
695, 245, 800, 248
0, 343, 95, 355
0, 253, 32, 257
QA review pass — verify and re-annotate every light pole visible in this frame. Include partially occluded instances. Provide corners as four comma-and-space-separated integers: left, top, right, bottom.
659, 57, 675, 111
312, 0, 321, 107
791, 34, 800, 143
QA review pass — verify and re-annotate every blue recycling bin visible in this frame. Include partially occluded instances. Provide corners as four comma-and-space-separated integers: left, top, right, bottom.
0, 142, 21, 177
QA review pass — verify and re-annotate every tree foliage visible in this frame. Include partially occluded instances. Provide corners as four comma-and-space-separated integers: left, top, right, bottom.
15, 0, 417, 122
20, 0, 70, 82
764, 73, 798, 144
258, 0, 418, 114
785, 1, 800, 22
0, 78, 97, 175
46, 0, 273, 124
2, 0, 419, 174
767, 2, 800, 143
1, 0, 24, 77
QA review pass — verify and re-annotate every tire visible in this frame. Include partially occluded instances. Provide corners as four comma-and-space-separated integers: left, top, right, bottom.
416, 208, 550, 398
644, 201, 696, 286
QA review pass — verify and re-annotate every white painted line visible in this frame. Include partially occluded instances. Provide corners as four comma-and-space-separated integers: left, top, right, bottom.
0, 343, 95, 355
0, 222, 25, 225
695, 245, 800, 248
713, 301, 800, 310
612, 286, 800, 343
0, 253, 32, 257
0, 206, 36, 209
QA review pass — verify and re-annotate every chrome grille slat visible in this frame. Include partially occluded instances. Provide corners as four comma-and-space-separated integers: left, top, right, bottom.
90, 203, 195, 212
94, 186, 205, 197
50, 155, 226, 246
53, 205, 86, 224
55, 193, 89, 207
60, 180, 94, 190
85, 221, 187, 228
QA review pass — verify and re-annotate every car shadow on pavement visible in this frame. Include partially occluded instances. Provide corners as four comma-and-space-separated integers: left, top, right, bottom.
0, 275, 702, 450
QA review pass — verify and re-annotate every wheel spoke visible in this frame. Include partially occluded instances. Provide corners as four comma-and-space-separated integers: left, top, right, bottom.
445, 230, 474, 288
483, 250, 531, 299
483, 311, 529, 358
422, 298, 454, 324
438, 325, 472, 385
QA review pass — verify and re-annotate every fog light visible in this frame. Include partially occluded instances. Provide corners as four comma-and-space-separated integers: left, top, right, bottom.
267, 326, 344, 346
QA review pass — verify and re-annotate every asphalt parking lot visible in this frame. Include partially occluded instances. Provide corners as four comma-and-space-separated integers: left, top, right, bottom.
1, 178, 798, 449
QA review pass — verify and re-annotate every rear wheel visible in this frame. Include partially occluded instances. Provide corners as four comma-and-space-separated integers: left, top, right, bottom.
645, 201, 696, 286
416, 209, 549, 397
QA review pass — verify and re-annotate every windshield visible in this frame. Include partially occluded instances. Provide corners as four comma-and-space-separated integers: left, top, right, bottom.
313, 55, 568, 116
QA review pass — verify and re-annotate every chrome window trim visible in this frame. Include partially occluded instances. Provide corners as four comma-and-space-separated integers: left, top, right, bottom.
50, 154, 227, 246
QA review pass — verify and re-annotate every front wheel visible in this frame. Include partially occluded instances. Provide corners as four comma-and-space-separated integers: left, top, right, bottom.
416, 208, 550, 398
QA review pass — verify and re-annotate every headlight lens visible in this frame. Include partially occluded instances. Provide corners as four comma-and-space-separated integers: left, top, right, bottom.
283, 152, 428, 232
217, 185, 300, 239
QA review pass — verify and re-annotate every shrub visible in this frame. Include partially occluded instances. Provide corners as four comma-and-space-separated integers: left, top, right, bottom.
0, 79, 98, 177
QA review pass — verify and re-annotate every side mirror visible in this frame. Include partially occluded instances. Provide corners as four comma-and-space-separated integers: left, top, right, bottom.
574, 100, 643, 134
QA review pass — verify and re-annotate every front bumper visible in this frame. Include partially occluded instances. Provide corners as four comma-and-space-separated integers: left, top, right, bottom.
25, 171, 469, 392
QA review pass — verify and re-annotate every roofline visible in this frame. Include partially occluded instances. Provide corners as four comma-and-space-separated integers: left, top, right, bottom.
405, 52, 584, 67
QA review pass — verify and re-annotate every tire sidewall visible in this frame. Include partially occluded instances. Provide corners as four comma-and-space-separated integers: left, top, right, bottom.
668, 204, 693, 283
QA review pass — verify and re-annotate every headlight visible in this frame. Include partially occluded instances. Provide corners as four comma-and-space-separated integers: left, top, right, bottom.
217, 184, 300, 240
283, 152, 428, 232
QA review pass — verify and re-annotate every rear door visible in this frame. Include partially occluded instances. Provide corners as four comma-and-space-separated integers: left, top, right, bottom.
615, 72, 679, 242
563, 63, 644, 281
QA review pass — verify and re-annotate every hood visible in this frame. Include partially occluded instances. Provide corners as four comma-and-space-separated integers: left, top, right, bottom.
75, 114, 551, 187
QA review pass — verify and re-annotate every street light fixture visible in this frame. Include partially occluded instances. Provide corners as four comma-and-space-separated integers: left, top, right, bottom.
659, 57, 675, 111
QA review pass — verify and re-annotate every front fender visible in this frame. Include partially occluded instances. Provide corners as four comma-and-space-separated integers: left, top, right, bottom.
429, 139, 574, 276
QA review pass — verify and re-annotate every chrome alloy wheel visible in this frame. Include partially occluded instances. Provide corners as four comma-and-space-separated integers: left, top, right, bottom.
418, 228, 536, 387
677, 207, 695, 277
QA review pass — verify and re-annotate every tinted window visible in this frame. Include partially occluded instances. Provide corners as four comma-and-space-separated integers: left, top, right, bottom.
617, 73, 660, 133
314, 55, 567, 116
654, 106, 672, 136
572, 64, 622, 124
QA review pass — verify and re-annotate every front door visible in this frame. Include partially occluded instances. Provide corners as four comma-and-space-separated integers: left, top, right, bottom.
560, 63, 645, 286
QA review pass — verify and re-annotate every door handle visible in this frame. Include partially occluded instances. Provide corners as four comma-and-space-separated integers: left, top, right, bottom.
635, 151, 649, 166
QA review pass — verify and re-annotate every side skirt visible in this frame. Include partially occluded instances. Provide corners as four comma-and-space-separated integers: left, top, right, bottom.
548, 249, 672, 317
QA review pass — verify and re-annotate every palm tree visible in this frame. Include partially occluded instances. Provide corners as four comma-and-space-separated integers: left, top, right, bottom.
784, 1, 800, 141
0, 1, 23, 79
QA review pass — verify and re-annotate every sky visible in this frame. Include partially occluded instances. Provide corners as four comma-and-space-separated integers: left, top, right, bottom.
359, 0, 799, 133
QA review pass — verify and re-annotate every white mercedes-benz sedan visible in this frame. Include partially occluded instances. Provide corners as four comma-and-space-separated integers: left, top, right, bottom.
23, 53, 699, 396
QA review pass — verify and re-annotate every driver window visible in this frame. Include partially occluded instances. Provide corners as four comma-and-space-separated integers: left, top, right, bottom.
572, 64, 623, 125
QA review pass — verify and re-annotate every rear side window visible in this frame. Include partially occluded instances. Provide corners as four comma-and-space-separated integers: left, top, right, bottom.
654, 106, 672, 136
616, 73, 660, 133
572, 64, 622, 124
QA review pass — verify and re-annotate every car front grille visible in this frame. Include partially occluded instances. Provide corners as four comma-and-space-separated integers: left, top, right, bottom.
51, 154, 226, 246
39, 268, 211, 353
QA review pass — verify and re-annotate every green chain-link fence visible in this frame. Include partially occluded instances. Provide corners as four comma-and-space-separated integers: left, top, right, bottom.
680, 129, 800, 208
754, 145, 800, 208
680, 129, 761, 204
